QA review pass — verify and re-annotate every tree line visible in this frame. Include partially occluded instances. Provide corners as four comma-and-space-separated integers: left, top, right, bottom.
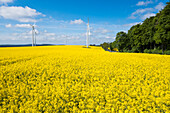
101, 2, 170, 55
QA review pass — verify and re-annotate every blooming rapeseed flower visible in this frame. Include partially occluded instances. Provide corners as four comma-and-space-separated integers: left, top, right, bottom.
0, 46, 169, 112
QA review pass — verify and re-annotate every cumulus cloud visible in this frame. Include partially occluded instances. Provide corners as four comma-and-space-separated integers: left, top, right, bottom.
130, 2, 166, 20
1, 21, 134, 45
155, 2, 165, 11
105, 36, 113, 39
133, 8, 153, 14
35, 30, 56, 40
11, 29, 56, 43
15, 24, 32, 28
123, 22, 141, 27
93, 28, 113, 34
44, 30, 47, 33
12, 30, 33, 41
70, 19, 84, 24
129, 8, 154, 19
141, 13, 156, 20
5, 24, 12, 28
44, 33, 56, 37
0, 6, 43, 22
136, 0, 153, 6
0, 0, 13, 4
131, 8, 154, 17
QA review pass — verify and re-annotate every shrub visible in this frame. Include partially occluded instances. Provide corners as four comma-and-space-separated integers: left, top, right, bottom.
144, 49, 148, 53
127, 50, 133, 53
164, 50, 170, 55
131, 47, 138, 53
123, 49, 128, 52
151, 49, 162, 54
144, 49, 152, 53
148, 49, 152, 53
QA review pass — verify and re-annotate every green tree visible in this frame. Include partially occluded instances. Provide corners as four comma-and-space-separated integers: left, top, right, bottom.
115, 31, 127, 52
110, 41, 118, 51
154, 3, 170, 54
101, 2, 170, 54
101, 42, 110, 50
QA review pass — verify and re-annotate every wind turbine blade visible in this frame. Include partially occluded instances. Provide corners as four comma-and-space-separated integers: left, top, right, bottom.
33, 22, 37, 27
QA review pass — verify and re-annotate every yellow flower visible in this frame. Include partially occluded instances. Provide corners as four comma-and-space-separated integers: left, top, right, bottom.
0, 45, 169, 112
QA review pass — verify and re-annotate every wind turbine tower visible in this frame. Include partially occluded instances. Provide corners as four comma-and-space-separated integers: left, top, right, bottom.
86, 18, 90, 48
30, 24, 36, 47
35, 31, 37, 46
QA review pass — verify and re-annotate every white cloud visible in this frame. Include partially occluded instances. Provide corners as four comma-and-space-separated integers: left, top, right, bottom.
13, 30, 32, 36
0, 6, 43, 22
0, 0, 13, 4
128, 15, 136, 19
70, 19, 84, 24
11, 31, 32, 41
5, 24, 12, 28
11, 29, 56, 42
105, 36, 112, 39
141, 13, 156, 20
130, 2, 165, 20
44, 33, 56, 37
15, 24, 32, 28
155, 2, 165, 11
137, 1, 145, 6
123, 22, 141, 27
129, 8, 154, 19
100, 29, 111, 34
0, 21, 134, 45
93, 28, 112, 34
132, 8, 154, 15
39, 30, 55, 37
44, 30, 47, 33
136, 0, 153, 6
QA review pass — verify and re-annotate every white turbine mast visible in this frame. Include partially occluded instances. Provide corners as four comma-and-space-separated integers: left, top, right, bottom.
30, 23, 36, 47
86, 18, 90, 48
35, 31, 37, 46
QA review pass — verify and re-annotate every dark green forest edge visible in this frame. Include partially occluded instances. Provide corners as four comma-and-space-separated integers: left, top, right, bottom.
101, 2, 170, 55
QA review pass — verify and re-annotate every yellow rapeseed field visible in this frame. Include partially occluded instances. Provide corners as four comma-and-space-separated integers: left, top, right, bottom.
0, 46, 170, 112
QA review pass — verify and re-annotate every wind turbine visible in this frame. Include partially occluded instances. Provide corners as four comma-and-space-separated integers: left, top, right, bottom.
65, 35, 69, 45
86, 18, 90, 48
35, 31, 37, 46
30, 23, 36, 47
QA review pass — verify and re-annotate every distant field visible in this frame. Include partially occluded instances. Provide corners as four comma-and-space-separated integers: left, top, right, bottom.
0, 46, 170, 112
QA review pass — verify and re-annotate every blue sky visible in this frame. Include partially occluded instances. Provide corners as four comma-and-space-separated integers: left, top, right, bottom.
0, 0, 168, 45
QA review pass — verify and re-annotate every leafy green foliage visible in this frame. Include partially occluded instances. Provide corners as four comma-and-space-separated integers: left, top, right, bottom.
100, 42, 110, 50
101, 2, 170, 54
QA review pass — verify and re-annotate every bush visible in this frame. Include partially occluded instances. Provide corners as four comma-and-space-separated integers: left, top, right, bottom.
127, 50, 133, 53
164, 50, 170, 55
131, 47, 138, 53
144, 49, 149, 53
123, 49, 128, 52
144, 49, 152, 53
151, 49, 162, 54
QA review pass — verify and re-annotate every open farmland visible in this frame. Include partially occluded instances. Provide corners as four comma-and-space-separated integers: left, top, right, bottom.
0, 46, 170, 112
